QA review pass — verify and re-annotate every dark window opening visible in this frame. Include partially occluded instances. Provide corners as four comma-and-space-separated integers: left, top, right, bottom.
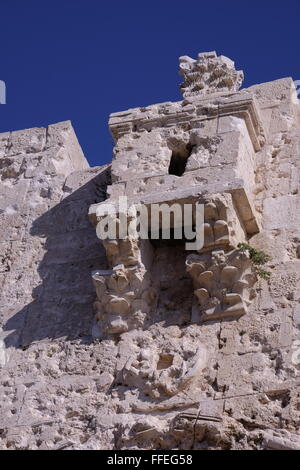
168, 143, 193, 176
148, 225, 196, 248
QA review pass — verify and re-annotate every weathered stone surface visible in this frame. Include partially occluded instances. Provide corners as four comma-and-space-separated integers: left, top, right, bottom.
1, 53, 300, 450
186, 248, 257, 322
179, 51, 244, 98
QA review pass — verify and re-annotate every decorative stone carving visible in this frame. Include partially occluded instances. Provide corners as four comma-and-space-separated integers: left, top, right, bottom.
92, 236, 157, 335
122, 344, 207, 398
91, 190, 250, 334
200, 194, 245, 252
179, 51, 244, 98
186, 248, 257, 322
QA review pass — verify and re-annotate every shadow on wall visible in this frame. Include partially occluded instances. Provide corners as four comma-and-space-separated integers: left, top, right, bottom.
3, 166, 111, 349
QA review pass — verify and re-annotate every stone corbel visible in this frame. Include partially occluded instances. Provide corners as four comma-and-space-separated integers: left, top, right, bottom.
92, 235, 157, 335
199, 193, 247, 252
186, 248, 257, 322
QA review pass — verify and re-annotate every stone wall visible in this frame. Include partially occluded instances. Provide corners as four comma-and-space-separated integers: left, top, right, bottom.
0, 121, 112, 449
1, 53, 300, 450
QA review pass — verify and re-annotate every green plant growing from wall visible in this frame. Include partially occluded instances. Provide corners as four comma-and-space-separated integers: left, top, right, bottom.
237, 242, 272, 280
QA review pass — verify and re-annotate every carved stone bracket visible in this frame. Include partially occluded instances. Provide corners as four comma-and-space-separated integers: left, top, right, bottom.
91, 191, 256, 332
200, 194, 245, 252
186, 248, 257, 322
92, 236, 157, 335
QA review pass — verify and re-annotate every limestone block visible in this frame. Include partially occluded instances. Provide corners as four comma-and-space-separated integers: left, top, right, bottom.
111, 129, 171, 182
8, 127, 46, 156
46, 121, 89, 171
0, 178, 30, 213
247, 78, 298, 134
263, 430, 300, 450
185, 130, 253, 173
216, 352, 274, 396
263, 195, 300, 230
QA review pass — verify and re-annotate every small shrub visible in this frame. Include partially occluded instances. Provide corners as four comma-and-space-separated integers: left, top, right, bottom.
238, 242, 272, 280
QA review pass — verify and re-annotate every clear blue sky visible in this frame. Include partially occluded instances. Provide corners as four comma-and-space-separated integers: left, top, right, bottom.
1, 0, 299, 167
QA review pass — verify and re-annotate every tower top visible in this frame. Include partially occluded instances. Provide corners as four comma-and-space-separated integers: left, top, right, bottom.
179, 51, 244, 98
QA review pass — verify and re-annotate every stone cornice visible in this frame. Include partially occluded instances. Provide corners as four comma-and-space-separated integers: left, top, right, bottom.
109, 92, 266, 151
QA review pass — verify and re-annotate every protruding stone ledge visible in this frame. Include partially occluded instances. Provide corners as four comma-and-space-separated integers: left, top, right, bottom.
109, 93, 266, 151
